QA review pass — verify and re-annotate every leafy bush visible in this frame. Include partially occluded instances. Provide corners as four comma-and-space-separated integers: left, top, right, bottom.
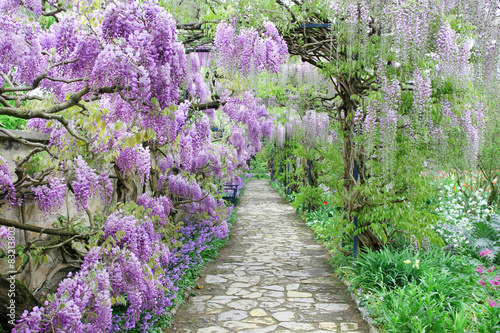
304, 203, 343, 246
349, 247, 426, 291
291, 185, 326, 212
249, 148, 271, 178
373, 274, 467, 333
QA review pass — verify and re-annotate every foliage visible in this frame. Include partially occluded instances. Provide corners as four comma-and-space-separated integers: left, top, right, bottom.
291, 185, 325, 212
373, 277, 465, 333
343, 244, 500, 333
0, 115, 26, 130
304, 202, 342, 248
21, 153, 47, 177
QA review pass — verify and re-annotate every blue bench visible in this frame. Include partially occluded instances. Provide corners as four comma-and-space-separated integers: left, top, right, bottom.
222, 184, 238, 207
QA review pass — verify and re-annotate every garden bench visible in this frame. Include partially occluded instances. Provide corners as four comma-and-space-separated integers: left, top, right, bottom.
221, 184, 238, 207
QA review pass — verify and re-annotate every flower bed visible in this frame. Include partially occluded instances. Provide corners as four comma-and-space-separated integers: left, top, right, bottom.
433, 176, 500, 260
5, 179, 245, 332
271, 176, 500, 332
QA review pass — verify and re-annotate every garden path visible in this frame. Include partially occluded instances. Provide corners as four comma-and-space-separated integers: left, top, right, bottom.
167, 179, 369, 333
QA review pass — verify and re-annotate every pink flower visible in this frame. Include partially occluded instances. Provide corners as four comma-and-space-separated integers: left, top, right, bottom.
488, 299, 498, 307
479, 248, 494, 258
478, 280, 485, 287
477, 265, 484, 274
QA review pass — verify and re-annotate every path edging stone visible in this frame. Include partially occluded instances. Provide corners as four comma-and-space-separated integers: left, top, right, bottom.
307, 238, 380, 333
347, 285, 379, 333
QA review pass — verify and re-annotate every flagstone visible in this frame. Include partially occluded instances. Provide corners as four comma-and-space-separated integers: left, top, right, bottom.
205, 275, 228, 283
243, 317, 276, 325
319, 322, 338, 331
315, 303, 350, 312
249, 308, 267, 317
209, 295, 237, 303
222, 321, 259, 330
271, 311, 295, 321
239, 325, 278, 333
262, 285, 284, 291
287, 291, 313, 298
340, 322, 360, 331
259, 301, 282, 308
241, 292, 262, 299
218, 310, 248, 321
279, 322, 315, 330
197, 327, 228, 333
227, 299, 258, 311
288, 297, 315, 303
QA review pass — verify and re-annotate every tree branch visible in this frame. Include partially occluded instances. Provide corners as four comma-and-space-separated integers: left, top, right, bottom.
275, 0, 297, 22
0, 128, 52, 152
191, 100, 221, 110
0, 217, 79, 236
175, 193, 210, 205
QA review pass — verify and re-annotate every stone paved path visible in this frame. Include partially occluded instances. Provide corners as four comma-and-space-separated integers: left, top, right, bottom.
168, 179, 369, 333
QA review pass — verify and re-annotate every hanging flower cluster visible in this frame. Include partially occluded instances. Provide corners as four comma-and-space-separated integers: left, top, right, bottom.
185, 52, 210, 102
0, 156, 18, 207
13, 197, 241, 332
31, 177, 66, 217
116, 145, 151, 185
333, 0, 493, 177
214, 21, 288, 75
271, 110, 330, 148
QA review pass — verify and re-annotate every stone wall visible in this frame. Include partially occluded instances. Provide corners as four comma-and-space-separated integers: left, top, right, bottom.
0, 131, 105, 296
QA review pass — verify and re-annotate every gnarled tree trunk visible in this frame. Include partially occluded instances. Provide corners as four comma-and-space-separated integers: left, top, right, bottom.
0, 276, 40, 332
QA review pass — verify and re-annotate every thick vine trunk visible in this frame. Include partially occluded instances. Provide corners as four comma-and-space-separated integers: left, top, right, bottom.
357, 228, 384, 250
340, 82, 382, 251
487, 182, 499, 206
114, 165, 140, 203
283, 26, 383, 250
0, 276, 40, 332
